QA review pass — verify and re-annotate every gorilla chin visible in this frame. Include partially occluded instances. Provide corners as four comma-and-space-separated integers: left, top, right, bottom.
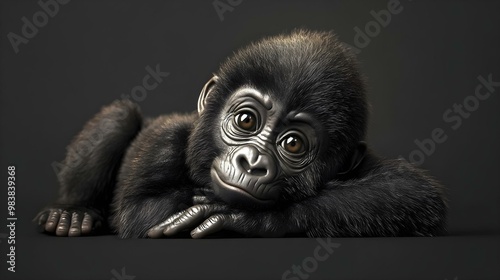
210, 161, 279, 208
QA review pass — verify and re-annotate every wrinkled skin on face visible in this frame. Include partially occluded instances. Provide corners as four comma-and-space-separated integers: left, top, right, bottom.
210, 87, 322, 207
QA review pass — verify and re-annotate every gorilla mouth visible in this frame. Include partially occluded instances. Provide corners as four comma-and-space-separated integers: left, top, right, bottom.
210, 168, 275, 206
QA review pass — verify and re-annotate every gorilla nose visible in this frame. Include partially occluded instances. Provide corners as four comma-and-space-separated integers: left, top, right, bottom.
233, 146, 276, 181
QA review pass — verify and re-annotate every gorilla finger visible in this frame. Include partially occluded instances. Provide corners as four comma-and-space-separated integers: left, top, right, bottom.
192, 195, 211, 204
81, 212, 94, 235
164, 204, 224, 236
56, 211, 71, 236
68, 212, 84, 237
161, 210, 187, 226
147, 227, 164, 239
147, 211, 186, 238
190, 214, 227, 239
37, 212, 48, 226
45, 209, 61, 232
34, 212, 49, 233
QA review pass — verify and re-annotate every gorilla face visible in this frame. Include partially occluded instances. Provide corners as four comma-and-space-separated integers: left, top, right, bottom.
210, 86, 321, 207
187, 30, 367, 209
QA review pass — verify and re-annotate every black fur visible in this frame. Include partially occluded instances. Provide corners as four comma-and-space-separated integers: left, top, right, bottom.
35, 30, 446, 238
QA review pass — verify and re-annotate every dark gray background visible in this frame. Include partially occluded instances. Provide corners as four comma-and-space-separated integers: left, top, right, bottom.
0, 0, 499, 279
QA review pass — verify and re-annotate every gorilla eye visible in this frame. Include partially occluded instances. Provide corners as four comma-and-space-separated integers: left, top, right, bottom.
282, 135, 304, 154
235, 111, 257, 131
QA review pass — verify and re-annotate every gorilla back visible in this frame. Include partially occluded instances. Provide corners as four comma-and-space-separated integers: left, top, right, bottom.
35, 30, 447, 238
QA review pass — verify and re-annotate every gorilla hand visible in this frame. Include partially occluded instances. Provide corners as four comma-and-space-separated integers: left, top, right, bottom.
147, 203, 300, 238
34, 205, 103, 237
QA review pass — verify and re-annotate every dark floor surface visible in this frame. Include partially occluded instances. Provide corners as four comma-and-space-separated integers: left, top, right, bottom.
2, 231, 498, 280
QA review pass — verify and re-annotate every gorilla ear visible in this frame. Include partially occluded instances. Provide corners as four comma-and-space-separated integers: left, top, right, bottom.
197, 76, 218, 114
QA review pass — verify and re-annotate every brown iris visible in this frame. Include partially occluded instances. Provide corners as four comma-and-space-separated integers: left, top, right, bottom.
283, 135, 303, 153
235, 111, 257, 131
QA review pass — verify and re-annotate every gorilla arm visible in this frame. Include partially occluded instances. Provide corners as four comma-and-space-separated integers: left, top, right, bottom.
148, 156, 447, 238
112, 113, 198, 238
300, 157, 447, 237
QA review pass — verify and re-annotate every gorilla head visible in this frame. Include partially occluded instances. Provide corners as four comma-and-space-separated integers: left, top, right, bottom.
187, 30, 367, 208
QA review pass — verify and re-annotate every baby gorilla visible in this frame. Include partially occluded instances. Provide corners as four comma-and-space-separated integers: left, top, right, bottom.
35, 30, 446, 238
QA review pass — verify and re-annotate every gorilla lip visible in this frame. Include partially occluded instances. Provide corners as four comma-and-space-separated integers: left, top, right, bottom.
210, 168, 275, 206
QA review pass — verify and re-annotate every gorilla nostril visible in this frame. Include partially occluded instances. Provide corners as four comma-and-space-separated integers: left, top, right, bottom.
238, 158, 268, 176
239, 157, 251, 173
250, 168, 267, 176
